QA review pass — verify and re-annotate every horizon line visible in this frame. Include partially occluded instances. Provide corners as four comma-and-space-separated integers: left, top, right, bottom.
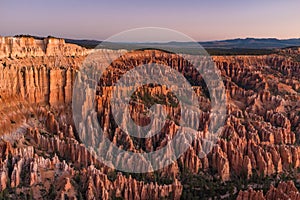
1, 34, 300, 43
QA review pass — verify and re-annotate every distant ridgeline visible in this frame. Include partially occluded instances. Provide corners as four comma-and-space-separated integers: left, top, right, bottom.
7, 35, 300, 55
63, 37, 300, 55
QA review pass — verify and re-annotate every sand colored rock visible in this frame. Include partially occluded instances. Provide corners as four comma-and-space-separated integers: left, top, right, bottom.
0, 39, 300, 199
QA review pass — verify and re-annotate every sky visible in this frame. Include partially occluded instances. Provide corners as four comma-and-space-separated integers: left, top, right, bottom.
0, 0, 299, 41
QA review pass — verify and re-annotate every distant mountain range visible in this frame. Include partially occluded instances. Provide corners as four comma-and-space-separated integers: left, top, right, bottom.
11, 35, 300, 55
64, 38, 300, 49
12, 35, 300, 49
199, 38, 300, 49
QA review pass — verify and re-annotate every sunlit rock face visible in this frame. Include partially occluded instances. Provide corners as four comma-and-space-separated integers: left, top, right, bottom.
0, 36, 88, 59
0, 37, 300, 199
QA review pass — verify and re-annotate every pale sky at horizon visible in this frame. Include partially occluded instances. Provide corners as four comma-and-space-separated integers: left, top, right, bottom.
0, 0, 299, 41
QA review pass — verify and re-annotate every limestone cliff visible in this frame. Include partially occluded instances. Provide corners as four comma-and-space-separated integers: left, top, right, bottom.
0, 36, 88, 59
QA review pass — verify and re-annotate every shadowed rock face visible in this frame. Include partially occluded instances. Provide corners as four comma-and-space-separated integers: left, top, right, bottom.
0, 37, 300, 199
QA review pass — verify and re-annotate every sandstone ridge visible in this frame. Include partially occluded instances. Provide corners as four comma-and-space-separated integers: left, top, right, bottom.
0, 36, 88, 59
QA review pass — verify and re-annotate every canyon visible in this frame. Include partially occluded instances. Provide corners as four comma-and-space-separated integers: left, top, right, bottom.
0, 36, 300, 199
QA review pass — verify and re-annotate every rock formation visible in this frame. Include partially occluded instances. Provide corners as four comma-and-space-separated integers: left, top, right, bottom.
237, 181, 300, 200
0, 36, 299, 199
